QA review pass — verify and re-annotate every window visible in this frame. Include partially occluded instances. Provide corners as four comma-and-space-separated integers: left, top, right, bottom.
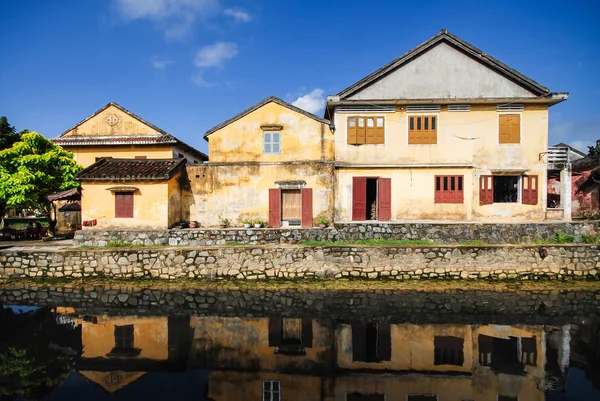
114, 325, 134, 349
498, 396, 518, 401
409, 115, 437, 144
407, 395, 437, 401
479, 175, 538, 205
268, 317, 312, 355
434, 336, 464, 366
263, 131, 281, 154
351, 322, 391, 362
478, 334, 526, 375
263, 380, 280, 401
499, 114, 520, 144
521, 337, 537, 366
347, 115, 384, 145
434, 176, 464, 204
115, 192, 134, 218
134, 156, 147, 159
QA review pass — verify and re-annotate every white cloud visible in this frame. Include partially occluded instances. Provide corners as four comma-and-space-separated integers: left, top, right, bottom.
291, 89, 325, 115
549, 116, 600, 152
113, 0, 220, 38
151, 57, 174, 69
223, 7, 251, 22
191, 72, 215, 87
194, 42, 238, 68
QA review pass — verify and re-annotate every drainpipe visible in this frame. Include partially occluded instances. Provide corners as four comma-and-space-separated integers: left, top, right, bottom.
560, 166, 572, 221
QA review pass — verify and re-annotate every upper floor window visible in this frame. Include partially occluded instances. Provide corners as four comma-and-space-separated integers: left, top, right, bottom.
435, 176, 464, 204
499, 114, 520, 144
434, 336, 465, 366
347, 116, 384, 145
408, 116, 437, 144
263, 380, 280, 401
263, 131, 281, 154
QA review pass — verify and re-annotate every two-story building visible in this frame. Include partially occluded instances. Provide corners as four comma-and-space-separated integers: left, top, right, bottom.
187, 95, 334, 227
326, 30, 568, 222
52, 102, 208, 230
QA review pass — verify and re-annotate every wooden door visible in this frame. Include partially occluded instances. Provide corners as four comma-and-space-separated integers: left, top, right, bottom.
301, 188, 313, 227
377, 178, 391, 221
268, 188, 281, 228
352, 177, 367, 221
281, 189, 301, 220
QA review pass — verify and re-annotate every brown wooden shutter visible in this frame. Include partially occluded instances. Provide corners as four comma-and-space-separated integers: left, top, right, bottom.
374, 117, 384, 144
352, 177, 367, 221
499, 114, 520, 144
377, 178, 391, 221
268, 317, 282, 347
377, 323, 392, 361
115, 192, 133, 218
268, 188, 281, 228
351, 322, 367, 362
479, 176, 493, 205
357, 117, 366, 145
301, 318, 313, 348
347, 116, 357, 145
301, 188, 313, 227
509, 114, 520, 143
365, 117, 375, 144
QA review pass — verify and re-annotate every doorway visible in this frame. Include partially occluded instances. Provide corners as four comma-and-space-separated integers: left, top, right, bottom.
352, 177, 391, 221
281, 189, 301, 226
366, 178, 378, 220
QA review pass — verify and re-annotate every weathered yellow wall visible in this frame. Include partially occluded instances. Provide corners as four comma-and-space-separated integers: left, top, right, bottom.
167, 173, 182, 227
80, 180, 172, 229
62, 104, 162, 138
336, 323, 473, 372
189, 316, 332, 372
67, 146, 175, 169
186, 163, 334, 227
208, 371, 326, 401
334, 105, 548, 221
207, 101, 333, 163
81, 315, 168, 359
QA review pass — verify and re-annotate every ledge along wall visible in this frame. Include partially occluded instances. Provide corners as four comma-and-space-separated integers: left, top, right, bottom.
72, 221, 600, 247
1, 244, 599, 280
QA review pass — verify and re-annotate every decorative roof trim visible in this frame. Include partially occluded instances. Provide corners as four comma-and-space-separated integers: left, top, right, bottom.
335, 29, 553, 100
75, 158, 186, 181
203, 95, 330, 140
106, 187, 139, 192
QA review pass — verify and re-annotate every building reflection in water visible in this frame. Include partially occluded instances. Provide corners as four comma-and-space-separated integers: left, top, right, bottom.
36, 307, 599, 401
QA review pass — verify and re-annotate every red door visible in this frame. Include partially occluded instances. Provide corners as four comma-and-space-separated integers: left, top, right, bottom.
301, 188, 313, 227
352, 177, 367, 221
378, 178, 391, 221
269, 188, 281, 228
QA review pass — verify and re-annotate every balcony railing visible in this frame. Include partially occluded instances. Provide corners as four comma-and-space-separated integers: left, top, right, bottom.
547, 146, 569, 169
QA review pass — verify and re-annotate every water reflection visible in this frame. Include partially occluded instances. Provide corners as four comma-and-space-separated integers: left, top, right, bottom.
1, 292, 600, 400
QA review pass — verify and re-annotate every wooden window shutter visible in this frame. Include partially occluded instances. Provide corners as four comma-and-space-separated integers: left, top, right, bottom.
434, 176, 442, 203
357, 117, 366, 145
134, 156, 147, 159
301, 188, 313, 227
347, 117, 358, 145
352, 177, 367, 221
522, 175, 538, 205
268, 317, 283, 347
268, 188, 281, 228
374, 117, 384, 144
509, 114, 520, 143
351, 322, 367, 362
377, 323, 392, 361
479, 176, 493, 205
301, 318, 313, 348
499, 114, 520, 144
115, 192, 133, 218
377, 178, 391, 221
365, 117, 375, 144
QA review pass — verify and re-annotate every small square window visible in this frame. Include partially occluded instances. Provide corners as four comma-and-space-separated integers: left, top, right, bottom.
263, 380, 281, 401
367, 117, 374, 127
376, 117, 384, 127
358, 117, 365, 127
349, 117, 356, 127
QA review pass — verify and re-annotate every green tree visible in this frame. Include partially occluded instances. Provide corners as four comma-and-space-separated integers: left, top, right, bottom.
0, 116, 21, 150
0, 132, 82, 231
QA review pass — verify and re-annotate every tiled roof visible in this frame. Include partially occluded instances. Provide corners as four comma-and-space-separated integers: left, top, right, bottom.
75, 158, 186, 181
52, 134, 177, 146
47, 187, 81, 201
203, 95, 330, 139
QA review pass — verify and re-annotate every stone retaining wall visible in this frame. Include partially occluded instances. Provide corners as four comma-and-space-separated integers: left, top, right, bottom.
1, 244, 599, 280
72, 221, 600, 247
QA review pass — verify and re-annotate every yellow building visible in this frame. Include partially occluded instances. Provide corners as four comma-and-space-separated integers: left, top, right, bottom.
188, 95, 334, 227
53, 102, 207, 230
326, 30, 568, 222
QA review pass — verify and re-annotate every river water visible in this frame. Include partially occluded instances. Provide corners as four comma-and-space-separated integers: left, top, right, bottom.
1, 285, 599, 400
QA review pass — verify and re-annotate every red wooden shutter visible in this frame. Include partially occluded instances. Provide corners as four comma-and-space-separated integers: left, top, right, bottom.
301, 188, 313, 227
434, 176, 441, 203
115, 192, 133, 218
352, 177, 367, 221
479, 176, 493, 205
377, 323, 392, 361
268, 317, 282, 347
522, 175, 538, 205
268, 188, 281, 228
378, 178, 391, 221
301, 318, 313, 348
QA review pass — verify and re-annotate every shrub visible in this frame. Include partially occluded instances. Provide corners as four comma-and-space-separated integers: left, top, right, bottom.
552, 231, 575, 244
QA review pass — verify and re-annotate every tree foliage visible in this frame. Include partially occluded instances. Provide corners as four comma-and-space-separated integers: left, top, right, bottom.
0, 116, 21, 150
0, 132, 82, 219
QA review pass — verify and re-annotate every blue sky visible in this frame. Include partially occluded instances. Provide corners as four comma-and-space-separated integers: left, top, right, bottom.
1, 0, 598, 155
